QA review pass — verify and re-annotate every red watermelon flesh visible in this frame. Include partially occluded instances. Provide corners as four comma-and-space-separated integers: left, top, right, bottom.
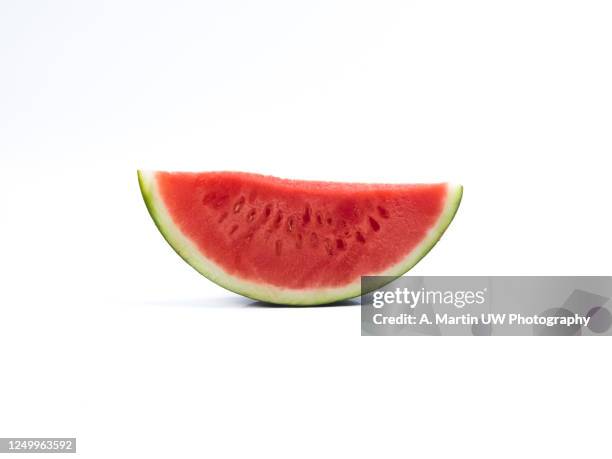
138, 171, 462, 305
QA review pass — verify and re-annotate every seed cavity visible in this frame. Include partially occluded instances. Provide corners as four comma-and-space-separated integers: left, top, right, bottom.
233, 196, 245, 213
215, 194, 229, 207
203, 192, 229, 208
355, 231, 366, 243
218, 212, 228, 223
274, 211, 283, 228
326, 216, 333, 226
296, 234, 303, 249
377, 206, 390, 219
229, 224, 239, 235
368, 216, 380, 232
316, 212, 323, 225
324, 238, 333, 255
264, 205, 273, 219
303, 206, 311, 225
247, 209, 256, 222
310, 232, 319, 247
202, 192, 216, 206
336, 239, 346, 250
275, 240, 282, 256
340, 220, 350, 237
287, 217, 294, 232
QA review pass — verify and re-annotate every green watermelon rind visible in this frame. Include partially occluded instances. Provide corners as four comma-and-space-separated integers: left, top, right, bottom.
137, 170, 463, 306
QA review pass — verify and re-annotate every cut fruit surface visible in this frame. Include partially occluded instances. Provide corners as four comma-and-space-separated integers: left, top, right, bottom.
138, 171, 462, 305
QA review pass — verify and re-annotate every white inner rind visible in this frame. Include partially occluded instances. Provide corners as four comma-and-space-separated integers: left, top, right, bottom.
138, 170, 463, 305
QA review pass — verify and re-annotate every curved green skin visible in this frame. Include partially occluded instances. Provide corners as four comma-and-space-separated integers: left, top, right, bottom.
138, 170, 463, 306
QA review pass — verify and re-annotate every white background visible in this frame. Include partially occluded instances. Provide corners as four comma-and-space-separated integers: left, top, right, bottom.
1, 1, 611, 457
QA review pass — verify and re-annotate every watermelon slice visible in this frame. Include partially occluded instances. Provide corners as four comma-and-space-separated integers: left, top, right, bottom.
138, 171, 462, 305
